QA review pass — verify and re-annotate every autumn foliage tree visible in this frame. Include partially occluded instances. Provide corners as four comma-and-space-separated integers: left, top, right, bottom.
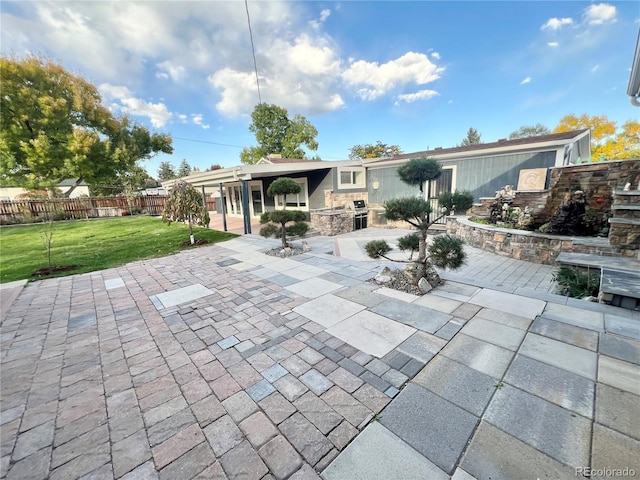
348, 141, 403, 159
0, 56, 173, 198
162, 180, 210, 245
553, 114, 640, 160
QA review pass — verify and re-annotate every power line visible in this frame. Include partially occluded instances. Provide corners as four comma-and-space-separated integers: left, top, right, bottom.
172, 136, 243, 148
245, 0, 262, 104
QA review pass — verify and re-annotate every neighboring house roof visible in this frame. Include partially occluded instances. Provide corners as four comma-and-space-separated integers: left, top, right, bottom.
0, 178, 89, 188
257, 155, 324, 165
363, 129, 590, 165
57, 178, 89, 187
628, 29, 640, 106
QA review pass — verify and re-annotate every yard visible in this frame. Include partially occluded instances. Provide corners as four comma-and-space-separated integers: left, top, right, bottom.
0, 216, 238, 283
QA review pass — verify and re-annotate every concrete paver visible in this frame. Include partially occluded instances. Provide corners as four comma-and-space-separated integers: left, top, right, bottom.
322, 422, 448, 480
1, 228, 638, 479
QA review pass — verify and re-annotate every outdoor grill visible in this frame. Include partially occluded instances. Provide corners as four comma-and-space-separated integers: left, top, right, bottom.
347, 199, 368, 230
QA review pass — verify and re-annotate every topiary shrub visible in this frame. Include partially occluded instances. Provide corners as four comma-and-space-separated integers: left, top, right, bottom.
364, 158, 473, 287
260, 177, 307, 248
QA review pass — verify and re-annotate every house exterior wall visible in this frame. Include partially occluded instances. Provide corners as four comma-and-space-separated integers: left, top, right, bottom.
260, 169, 332, 213
0, 185, 90, 200
366, 150, 557, 204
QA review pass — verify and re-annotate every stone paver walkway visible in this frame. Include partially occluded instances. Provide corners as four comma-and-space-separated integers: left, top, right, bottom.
1, 232, 639, 480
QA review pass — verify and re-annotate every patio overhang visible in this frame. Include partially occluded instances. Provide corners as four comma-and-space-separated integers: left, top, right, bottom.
628, 29, 640, 107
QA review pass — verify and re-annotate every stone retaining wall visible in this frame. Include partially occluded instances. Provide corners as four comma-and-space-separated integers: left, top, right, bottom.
609, 191, 640, 250
446, 216, 635, 265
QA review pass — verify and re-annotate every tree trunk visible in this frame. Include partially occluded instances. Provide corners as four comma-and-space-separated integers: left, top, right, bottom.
415, 227, 428, 282
189, 219, 194, 244
280, 222, 287, 249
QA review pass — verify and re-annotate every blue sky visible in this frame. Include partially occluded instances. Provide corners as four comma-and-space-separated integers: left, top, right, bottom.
2, 1, 639, 178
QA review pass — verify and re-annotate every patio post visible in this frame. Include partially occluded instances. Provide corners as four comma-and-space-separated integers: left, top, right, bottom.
200, 185, 208, 228
241, 179, 251, 234
219, 183, 227, 232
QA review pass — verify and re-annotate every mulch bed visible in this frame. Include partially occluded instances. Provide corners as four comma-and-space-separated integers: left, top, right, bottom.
32, 265, 78, 277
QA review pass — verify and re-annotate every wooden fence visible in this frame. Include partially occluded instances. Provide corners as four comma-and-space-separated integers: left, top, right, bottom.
0, 195, 217, 223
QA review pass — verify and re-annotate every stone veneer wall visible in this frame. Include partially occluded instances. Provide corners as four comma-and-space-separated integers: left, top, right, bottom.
310, 210, 354, 236
323, 191, 369, 209
446, 216, 640, 265
471, 159, 640, 225
609, 191, 640, 250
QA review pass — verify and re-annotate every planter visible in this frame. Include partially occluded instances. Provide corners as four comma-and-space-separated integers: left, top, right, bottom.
446, 216, 620, 265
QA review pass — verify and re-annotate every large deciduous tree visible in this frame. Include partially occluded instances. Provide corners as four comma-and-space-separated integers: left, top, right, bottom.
508, 123, 551, 140
459, 127, 482, 147
553, 114, 640, 160
90, 165, 157, 197
0, 56, 173, 197
348, 141, 403, 159
240, 104, 318, 164
364, 158, 473, 288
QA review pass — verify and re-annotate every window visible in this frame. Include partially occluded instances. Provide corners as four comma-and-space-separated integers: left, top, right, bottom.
275, 178, 308, 210
338, 167, 365, 189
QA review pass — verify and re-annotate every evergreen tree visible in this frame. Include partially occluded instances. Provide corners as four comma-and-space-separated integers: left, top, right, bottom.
459, 128, 482, 146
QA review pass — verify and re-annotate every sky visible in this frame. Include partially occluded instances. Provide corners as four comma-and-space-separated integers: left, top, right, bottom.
2, 1, 639, 178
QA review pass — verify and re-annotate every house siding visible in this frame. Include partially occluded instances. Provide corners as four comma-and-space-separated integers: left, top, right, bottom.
366, 150, 557, 203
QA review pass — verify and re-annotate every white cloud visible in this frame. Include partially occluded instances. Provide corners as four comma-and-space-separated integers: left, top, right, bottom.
591, 64, 600, 73
285, 35, 341, 76
155, 60, 186, 82
309, 8, 331, 29
342, 52, 444, 100
547, 42, 559, 47
191, 114, 210, 129
99, 83, 173, 128
209, 31, 345, 116
2, 2, 443, 120
540, 17, 574, 30
210, 67, 344, 116
583, 3, 617, 25
520, 77, 531, 84
177, 114, 188, 123
396, 90, 439, 103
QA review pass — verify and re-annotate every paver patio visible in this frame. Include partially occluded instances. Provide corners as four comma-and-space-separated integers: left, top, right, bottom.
1, 230, 639, 479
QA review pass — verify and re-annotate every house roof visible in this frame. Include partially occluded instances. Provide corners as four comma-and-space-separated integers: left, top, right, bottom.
363, 129, 590, 165
257, 156, 324, 165
164, 159, 362, 189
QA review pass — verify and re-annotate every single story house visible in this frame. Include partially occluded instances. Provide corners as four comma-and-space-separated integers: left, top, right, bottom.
0, 179, 90, 201
173, 129, 590, 231
164, 155, 367, 220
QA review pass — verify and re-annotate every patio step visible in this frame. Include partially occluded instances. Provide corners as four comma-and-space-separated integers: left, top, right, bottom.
556, 252, 640, 310
555, 252, 640, 272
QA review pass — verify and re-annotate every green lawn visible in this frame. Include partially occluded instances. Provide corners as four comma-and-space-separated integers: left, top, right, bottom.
0, 216, 238, 283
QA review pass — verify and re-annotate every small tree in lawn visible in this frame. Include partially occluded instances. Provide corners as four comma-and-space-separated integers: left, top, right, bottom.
364, 157, 473, 288
162, 180, 210, 245
260, 177, 308, 248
